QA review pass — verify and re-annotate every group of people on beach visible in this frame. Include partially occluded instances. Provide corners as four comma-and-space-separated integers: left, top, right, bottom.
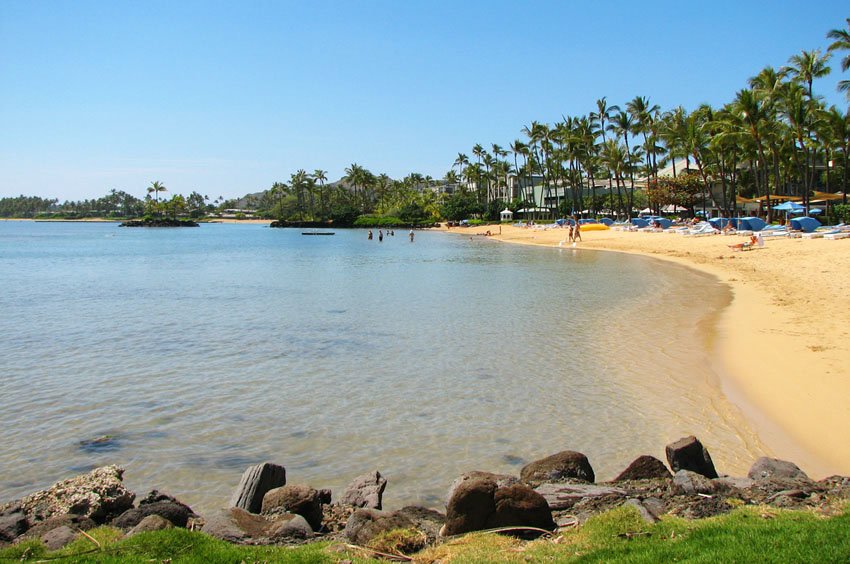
567, 217, 582, 243
367, 229, 415, 242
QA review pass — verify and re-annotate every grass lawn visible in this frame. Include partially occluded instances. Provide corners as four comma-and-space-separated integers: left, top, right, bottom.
2, 504, 848, 563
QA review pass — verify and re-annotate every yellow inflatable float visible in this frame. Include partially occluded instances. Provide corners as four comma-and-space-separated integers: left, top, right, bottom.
578, 223, 610, 231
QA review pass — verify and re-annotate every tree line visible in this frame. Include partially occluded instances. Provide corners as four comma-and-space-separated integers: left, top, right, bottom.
447, 19, 850, 222
3, 20, 848, 225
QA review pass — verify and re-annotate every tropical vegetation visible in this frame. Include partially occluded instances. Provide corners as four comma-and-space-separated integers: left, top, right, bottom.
2, 20, 849, 226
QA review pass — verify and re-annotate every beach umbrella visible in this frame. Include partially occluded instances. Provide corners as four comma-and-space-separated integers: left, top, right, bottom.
808, 208, 823, 215
772, 201, 805, 212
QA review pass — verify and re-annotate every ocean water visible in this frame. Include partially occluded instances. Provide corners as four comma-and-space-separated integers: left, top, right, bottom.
0, 221, 765, 513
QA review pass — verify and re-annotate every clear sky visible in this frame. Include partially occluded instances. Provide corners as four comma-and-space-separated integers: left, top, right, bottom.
1, 0, 848, 201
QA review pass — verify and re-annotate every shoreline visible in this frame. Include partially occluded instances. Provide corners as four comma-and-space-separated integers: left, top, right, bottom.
441, 223, 850, 479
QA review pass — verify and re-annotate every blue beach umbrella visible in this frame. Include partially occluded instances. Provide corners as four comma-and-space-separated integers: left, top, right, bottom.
808, 208, 823, 215
772, 201, 805, 213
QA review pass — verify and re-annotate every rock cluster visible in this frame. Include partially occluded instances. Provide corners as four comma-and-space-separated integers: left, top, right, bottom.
2, 438, 849, 555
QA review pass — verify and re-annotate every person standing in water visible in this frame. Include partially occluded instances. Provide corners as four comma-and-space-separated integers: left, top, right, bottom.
378, 229, 384, 242
573, 217, 582, 242
409, 229, 415, 242
368, 230, 373, 240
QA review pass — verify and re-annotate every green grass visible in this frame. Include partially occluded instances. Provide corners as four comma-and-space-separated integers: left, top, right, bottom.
3, 504, 849, 563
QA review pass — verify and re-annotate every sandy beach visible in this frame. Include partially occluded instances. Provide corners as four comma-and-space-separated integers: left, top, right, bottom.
443, 223, 850, 478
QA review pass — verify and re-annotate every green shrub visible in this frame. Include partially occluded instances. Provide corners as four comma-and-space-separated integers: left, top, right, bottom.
353, 215, 404, 227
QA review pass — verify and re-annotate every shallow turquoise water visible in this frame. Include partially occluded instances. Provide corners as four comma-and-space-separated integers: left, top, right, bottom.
0, 221, 764, 512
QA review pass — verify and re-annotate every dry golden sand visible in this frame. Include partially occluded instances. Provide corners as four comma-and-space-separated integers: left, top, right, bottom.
442, 223, 850, 478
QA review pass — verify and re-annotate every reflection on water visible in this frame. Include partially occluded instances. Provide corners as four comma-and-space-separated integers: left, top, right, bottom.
0, 221, 766, 512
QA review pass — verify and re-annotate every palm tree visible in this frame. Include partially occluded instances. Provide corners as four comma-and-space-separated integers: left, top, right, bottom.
591, 98, 619, 207
509, 140, 528, 203
343, 163, 366, 210
827, 18, 850, 101
290, 169, 311, 221
627, 96, 661, 180
313, 169, 328, 216
733, 88, 774, 218
147, 181, 166, 203
784, 49, 832, 99
453, 153, 469, 179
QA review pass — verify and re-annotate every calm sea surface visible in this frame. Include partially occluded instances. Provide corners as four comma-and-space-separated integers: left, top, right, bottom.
0, 221, 765, 513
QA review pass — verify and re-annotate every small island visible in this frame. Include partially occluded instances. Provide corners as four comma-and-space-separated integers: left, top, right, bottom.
119, 217, 199, 227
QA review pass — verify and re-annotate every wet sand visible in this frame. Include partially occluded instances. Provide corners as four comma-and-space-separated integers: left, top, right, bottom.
443, 223, 850, 478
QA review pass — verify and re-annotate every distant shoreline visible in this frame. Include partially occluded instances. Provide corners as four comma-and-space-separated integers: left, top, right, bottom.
441, 223, 850, 480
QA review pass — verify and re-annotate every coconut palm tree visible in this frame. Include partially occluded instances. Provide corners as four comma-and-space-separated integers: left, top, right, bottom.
733, 88, 775, 217
453, 153, 469, 179
509, 140, 527, 202
313, 169, 328, 216
827, 18, 850, 101
147, 181, 166, 203
784, 49, 832, 99
627, 96, 661, 179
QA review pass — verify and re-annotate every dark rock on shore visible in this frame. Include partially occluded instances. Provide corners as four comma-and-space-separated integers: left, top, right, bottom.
442, 475, 555, 536
396, 506, 445, 544
613, 455, 672, 481
445, 471, 519, 507
229, 462, 286, 514
202, 507, 312, 544
41, 525, 79, 550
127, 514, 173, 536
0, 508, 28, 542
344, 508, 415, 546
672, 470, 716, 495
120, 218, 199, 227
113, 495, 195, 529
665, 436, 718, 479
24, 513, 95, 536
520, 451, 595, 485
262, 484, 323, 531
748, 457, 810, 482
270, 220, 334, 229
339, 471, 387, 510
535, 483, 627, 511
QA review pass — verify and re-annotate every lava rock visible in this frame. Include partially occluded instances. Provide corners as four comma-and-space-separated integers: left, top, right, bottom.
113, 499, 194, 529
534, 483, 627, 511
665, 436, 718, 479
520, 451, 595, 485
20, 513, 96, 539
339, 471, 387, 510
672, 470, 716, 495
445, 472, 519, 507
344, 508, 415, 546
491, 484, 556, 530
442, 476, 554, 536
613, 455, 672, 481
127, 514, 173, 536
0, 509, 28, 543
748, 457, 810, 482
262, 484, 323, 531
396, 506, 445, 544
268, 514, 313, 541
229, 462, 286, 514
41, 525, 78, 550
317, 489, 333, 505
202, 507, 274, 543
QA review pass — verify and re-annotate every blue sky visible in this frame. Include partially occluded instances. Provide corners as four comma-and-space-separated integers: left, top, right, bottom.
1, 0, 848, 201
